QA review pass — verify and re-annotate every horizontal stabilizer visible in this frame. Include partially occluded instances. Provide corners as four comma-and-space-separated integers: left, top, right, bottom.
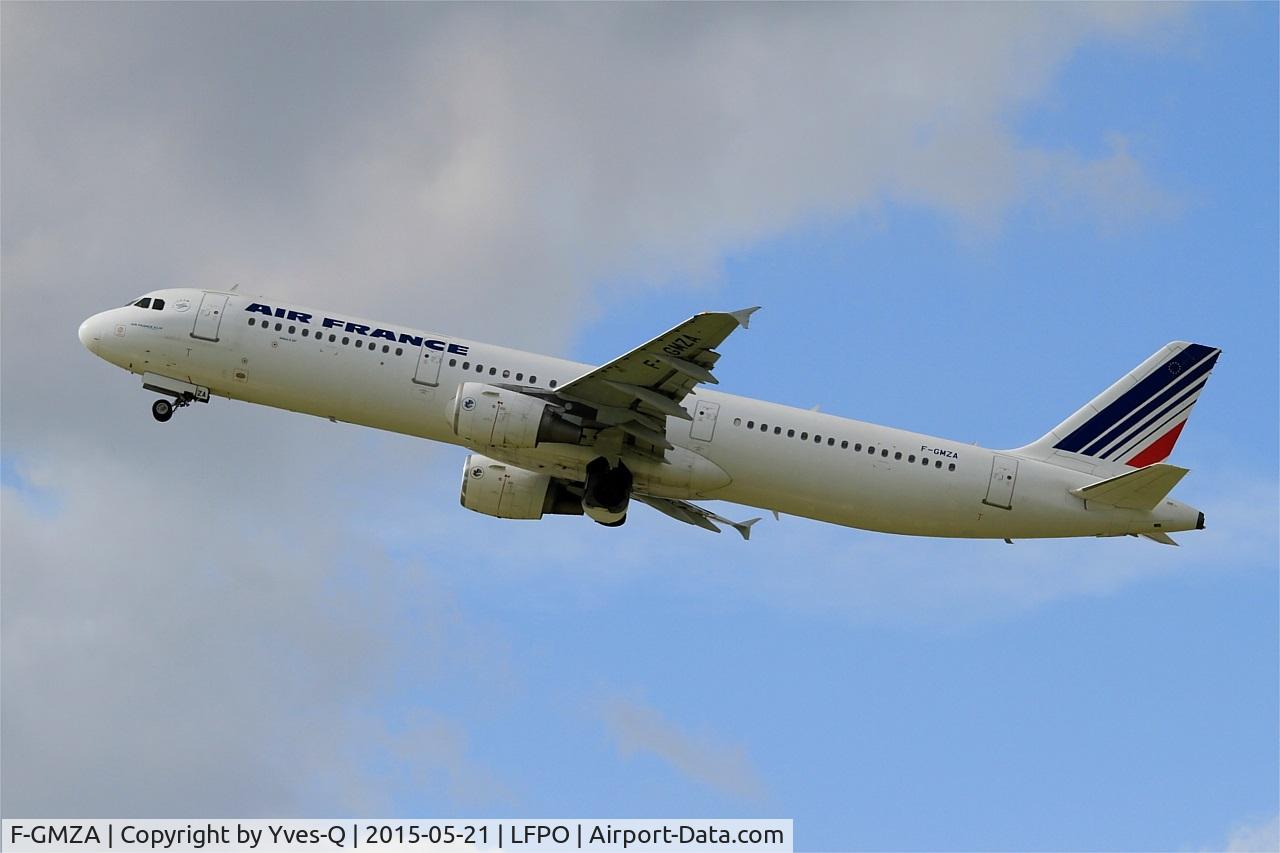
1070, 463, 1189, 510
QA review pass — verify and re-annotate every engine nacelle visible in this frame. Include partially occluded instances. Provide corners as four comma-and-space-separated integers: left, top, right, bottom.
449, 382, 582, 449
582, 457, 631, 526
459, 454, 583, 520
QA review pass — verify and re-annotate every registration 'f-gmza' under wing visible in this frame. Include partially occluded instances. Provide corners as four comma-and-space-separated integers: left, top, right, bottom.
553, 307, 759, 458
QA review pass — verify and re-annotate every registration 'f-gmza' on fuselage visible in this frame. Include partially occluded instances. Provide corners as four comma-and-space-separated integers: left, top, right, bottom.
79, 289, 1219, 544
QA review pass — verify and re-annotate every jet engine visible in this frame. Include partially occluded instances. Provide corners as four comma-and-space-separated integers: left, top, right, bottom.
582, 457, 632, 526
459, 454, 583, 520
449, 382, 582, 449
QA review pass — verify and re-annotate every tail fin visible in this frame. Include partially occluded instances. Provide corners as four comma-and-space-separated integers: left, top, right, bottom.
1015, 342, 1221, 468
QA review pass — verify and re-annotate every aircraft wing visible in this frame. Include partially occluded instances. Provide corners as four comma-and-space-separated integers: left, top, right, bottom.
553, 306, 758, 457
634, 494, 761, 540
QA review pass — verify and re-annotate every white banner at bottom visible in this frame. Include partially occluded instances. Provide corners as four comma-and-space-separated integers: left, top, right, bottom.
2, 820, 792, 853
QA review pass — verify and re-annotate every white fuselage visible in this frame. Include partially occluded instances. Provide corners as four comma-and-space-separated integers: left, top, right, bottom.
78, 289, 1204, 540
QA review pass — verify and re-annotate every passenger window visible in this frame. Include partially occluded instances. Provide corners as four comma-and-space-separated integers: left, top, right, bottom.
774, 426, 782, 435
800, 432, 808, 440
476, 365, 483, 373
908, 455, 915, 463
355, 340, 363, 348
288, 326, 296, 334
449, 359, 457, 367
841, 440, 848, 449
894, 451, 902, 460
382, 345, 390, 353
760, 423, 768, 432
854, 443, 862, 452
516, 373, 524, 381
302, 328, 308, 337
868, 446, 875, 454
275, 322, 282, 331
249, 318, 256, 326
549, 380, 558, 388
463, 362, 470, 369
329, 334, 336, 342
747, 420, 755, 429
529, 375, 537, 384
948, 463, 956, 471
881, 449, 888, 457
787, 429, 795, 438
489, 367, 497, 376
502, 369, 510, 378
733, 418, 742, 426
396, 348, 403, 356
827, 438, 835, 446
935, 460, 943, 468
342, 337, 350, 345
151, 299, 165, 310
922, 458, 929, 466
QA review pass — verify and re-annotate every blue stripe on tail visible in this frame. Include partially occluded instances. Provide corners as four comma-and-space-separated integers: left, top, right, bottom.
1054, 344, 1219, 455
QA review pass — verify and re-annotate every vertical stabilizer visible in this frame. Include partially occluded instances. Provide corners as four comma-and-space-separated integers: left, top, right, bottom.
1014, 342, 1220, 468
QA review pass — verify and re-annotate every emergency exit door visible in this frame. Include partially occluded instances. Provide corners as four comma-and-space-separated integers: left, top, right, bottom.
190, 293, 228, 342
690, 399, 720, 441
983, 455, 1019, 510
413, 344, 443, 386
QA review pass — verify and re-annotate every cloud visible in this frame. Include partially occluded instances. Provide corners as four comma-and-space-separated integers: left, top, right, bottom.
1219, 814, 1280, 853
601, 696, 766, 802
720, 467, 1280, 626
3, 5, 1182, 355
1, 2, 1191, 815
1, 447, 512, 814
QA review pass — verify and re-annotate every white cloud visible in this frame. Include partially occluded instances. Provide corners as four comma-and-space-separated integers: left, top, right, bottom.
1, 2, 1193, 815
1219, 814, 1280, 853
601, 696, 765, 802
0, 447, 512, 814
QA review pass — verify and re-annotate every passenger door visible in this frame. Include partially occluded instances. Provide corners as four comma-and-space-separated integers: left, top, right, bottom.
689, 399, 720, 441
413, 343, 443, 386
983, 455, 1019, 510
190, 293, 229, 342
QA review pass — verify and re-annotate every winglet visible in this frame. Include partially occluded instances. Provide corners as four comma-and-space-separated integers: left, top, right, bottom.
730, 306, 761, 329
732, 517, 762, 541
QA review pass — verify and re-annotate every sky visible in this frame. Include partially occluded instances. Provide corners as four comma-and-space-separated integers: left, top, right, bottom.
2, 3, 1277, 851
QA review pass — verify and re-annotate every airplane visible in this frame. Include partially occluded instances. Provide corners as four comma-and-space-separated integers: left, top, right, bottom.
78, 289, 1220, 544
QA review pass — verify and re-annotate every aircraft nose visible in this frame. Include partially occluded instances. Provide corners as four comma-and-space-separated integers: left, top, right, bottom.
78, 314, 101, 352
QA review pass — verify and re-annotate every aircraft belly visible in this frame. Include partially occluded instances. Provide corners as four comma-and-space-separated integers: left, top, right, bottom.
709, 437, 1135, 539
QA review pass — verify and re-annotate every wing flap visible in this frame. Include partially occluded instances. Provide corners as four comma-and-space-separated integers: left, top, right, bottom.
635, 494, 761, 540
1070, 463, 1189, 510
554, 307, 758, 460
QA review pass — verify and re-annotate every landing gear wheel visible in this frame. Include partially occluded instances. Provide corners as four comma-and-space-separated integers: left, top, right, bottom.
152, 398, 174, 422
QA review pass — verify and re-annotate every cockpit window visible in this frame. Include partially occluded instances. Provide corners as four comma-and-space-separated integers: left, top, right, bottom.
151, 298, 165, 310
134, 297, 152, 308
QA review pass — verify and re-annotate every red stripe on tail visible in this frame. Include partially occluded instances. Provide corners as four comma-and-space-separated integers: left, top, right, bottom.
1126, 420, 1187, 468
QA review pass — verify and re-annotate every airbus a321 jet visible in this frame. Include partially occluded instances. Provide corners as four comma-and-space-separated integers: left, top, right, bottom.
79, 290, 1220, 544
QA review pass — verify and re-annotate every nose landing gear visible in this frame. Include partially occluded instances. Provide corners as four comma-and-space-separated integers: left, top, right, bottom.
151, 393, 194, 423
